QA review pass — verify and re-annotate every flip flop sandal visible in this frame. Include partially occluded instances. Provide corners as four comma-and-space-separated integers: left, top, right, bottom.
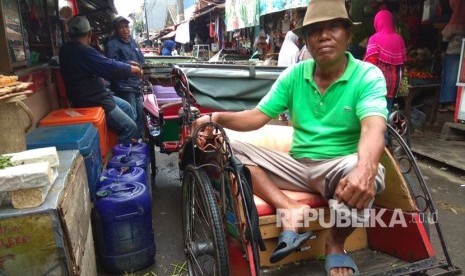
325, 253, 360, 276
269, 230, 315, 263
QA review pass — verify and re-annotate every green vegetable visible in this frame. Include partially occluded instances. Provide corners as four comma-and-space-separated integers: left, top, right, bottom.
0, 155, 13, 169
316, 254, 326, 261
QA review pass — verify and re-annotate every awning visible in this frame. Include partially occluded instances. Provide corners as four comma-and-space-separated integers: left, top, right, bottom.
224, 0, 309, 31
175, 21, 190, 44
160, 30, 176, 39
258, 0, 309, 16
225, 0, 259, 31
192, 3, 225, 19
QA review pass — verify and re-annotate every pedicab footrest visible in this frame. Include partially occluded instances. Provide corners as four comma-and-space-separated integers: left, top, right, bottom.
161, 141, 180, 153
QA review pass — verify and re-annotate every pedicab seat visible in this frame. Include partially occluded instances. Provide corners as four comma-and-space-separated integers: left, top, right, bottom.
153, 85, 181, 106
224, 124, 328, 217
253, 191, 328, 216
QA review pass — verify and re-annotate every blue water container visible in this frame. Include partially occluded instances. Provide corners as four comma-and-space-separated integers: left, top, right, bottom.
98, 167, 146, 191
26, 123, 102, 201
94, 182, 155, 274
112, 142, 149, 156
107, 153, 151, 196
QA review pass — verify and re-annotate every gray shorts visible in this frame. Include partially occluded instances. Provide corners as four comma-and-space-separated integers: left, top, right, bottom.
232, 141, 386, 223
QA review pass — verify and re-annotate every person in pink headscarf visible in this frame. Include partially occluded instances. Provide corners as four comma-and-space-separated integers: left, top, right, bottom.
364, 9, 407, 112
438, 0, 465, 112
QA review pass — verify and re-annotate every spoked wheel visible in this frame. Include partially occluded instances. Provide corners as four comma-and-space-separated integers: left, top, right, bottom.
182, 164, 229, 276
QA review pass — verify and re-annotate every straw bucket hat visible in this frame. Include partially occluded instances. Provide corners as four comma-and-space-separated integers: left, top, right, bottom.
292, 0, 355, 39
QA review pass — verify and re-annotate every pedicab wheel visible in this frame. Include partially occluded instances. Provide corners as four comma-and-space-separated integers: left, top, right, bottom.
182, 164, 230, 275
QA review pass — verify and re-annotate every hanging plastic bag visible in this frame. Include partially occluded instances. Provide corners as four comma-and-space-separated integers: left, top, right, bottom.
410, 106, 426, 129
422, 0, 431, 23
209, 22, 215, 38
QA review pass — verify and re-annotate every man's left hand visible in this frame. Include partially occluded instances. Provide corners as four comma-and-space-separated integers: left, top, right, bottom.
128, 60, 140, 67
130, 65, 143, 77
335, 168, 375, 211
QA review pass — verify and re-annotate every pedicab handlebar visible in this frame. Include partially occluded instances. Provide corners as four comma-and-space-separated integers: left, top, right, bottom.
171, 65, 196, 105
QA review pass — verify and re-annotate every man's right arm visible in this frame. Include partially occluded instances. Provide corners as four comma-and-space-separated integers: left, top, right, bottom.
194, 108, 271, 132
82, 47, 140, 79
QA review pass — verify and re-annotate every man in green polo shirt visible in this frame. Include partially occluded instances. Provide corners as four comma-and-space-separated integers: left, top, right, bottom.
194, 0, 387, 274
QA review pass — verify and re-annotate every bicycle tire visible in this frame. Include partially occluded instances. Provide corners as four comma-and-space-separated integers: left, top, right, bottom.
182, 164, 230, 275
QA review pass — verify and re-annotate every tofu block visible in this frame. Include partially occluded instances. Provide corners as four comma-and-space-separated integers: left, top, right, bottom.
5, 147, 59, 167
9, 186, 51, 208
7, 169, 58, 209
0, 162, 53, 192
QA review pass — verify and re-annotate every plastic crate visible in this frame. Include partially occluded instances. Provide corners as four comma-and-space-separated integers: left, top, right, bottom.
39, 107, 112, 160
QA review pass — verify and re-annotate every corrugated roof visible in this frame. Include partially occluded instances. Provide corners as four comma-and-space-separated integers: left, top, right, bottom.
191, 0, 224, 20
160, 30, 176, 39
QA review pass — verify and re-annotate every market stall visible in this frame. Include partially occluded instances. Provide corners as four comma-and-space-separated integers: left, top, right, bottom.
0, 1, 116, 274
402, 47, 442, 126
0, 150, 96, 275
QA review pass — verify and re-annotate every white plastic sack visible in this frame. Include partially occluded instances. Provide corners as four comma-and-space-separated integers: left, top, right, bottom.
422, 0, 431, 23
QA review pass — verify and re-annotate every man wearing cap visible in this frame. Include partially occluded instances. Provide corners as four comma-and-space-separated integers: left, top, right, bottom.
105, 16, 145, 139
193, 0, 387, 274
59, 15, 141, 144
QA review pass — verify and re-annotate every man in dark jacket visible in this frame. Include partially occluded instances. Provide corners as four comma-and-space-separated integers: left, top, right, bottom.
105, 16, 145, 138
59, 15, 141, 144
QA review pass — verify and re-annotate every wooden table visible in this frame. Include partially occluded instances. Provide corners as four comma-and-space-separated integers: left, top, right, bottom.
403, 84, 441, 125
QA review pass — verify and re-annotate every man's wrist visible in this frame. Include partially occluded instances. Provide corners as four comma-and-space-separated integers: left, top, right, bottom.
211, 112, 219, 124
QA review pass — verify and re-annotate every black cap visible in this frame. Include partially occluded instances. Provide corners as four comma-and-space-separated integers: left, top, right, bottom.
113, 16, 130, 29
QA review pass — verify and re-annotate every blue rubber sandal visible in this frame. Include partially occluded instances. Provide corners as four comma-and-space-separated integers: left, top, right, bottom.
269, 230, 315, 263
325, 253, 360, 276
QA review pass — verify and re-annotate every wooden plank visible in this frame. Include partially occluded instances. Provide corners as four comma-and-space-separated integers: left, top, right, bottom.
78, 223, 97, 276
411, 135, 465, 171
374, 149, 416, 211
58, 155, 92, 275
259, 208, 330, 239
441, 122, 465, 141
367, 208, 434, 262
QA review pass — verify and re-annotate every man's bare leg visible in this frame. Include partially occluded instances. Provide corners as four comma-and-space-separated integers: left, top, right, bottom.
248, 165, 310, 231
326, 226, 356, 276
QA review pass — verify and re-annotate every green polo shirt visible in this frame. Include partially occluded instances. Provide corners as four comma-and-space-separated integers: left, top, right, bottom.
257, 52, 388, 160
